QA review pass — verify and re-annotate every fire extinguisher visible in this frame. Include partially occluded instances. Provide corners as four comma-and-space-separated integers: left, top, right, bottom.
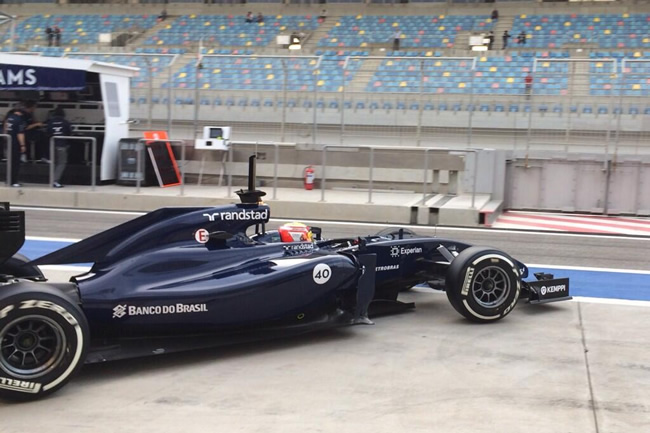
303, 166, 315, 190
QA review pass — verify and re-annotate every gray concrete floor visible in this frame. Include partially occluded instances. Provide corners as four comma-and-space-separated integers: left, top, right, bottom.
1, 274, 648, 433
0, 205, 648, 432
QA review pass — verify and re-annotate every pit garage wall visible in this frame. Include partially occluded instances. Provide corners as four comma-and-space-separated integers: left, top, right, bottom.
505, 155, 650, 216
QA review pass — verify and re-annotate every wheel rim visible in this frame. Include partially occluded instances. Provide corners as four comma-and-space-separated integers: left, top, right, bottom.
0, 315, 67, 379
471, 266, 510, 308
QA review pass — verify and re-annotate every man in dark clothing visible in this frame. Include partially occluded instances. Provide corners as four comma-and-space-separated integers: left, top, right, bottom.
502, 30, 511, 49
3, 108, 29, 187
392, 29, 401, 51
518, 31, 526, 45
53, 26, 61, 47
487, 31, 494, 50
46, 27, 54, 47
491, 9, 499, 21
46, 107, 72, 188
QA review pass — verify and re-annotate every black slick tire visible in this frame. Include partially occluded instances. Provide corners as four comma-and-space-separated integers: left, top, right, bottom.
0, 284, 89, 401
445, 246, 521, 323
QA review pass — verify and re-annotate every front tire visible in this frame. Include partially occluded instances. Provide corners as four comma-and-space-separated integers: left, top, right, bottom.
445, 247, 521, 323
0, 286, 89, 401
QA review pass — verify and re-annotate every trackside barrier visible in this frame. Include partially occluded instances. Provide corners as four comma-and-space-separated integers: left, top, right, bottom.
1, 134, 11, 187
227, 141, 297, 200
320, 145, 474, 205
49, 136, 97, 191
136, 139, 188, 195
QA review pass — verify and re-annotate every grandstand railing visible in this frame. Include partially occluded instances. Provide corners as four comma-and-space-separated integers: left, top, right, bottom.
4, 50, 641, 155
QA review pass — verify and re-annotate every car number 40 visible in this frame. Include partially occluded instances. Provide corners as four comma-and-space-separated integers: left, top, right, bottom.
313, 264, 332, 285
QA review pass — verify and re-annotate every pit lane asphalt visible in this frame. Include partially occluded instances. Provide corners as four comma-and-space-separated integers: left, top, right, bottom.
0, 207, 648, 433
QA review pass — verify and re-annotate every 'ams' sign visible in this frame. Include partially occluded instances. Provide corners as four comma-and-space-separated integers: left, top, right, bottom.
0, 64, 85, 90
0, 68, 37, 86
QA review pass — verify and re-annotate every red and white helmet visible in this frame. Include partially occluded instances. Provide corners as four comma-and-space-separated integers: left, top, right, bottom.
278, 222, 313, 242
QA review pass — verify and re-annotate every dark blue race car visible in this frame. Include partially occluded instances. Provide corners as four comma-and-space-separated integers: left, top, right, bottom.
0, 157, 570, 401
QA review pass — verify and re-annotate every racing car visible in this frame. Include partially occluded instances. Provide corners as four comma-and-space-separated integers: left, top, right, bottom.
0, 156, 570, 401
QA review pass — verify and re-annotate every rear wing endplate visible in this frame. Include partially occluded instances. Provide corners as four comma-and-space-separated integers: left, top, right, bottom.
0, 202, 25, 266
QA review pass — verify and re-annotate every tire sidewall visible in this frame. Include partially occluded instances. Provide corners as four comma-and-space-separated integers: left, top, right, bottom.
0, 291, 88, 400
447, 247, 521, 323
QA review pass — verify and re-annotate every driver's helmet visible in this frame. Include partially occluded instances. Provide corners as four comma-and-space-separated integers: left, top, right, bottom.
278, 222, 313, 242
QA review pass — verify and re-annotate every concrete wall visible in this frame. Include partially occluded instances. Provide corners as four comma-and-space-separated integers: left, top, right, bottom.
505, 154, 650, 215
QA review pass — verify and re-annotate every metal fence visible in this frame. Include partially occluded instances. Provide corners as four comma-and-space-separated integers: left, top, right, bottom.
120, 54, 650, 156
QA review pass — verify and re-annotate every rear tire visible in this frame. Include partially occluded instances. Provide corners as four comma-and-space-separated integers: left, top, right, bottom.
445, 247, 520, 323
0, 287, 89, 401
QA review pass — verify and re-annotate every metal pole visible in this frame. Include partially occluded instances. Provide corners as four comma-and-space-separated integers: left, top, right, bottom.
91, 137, 96, 191
147, 57, 153, 129
312, 61, 318, 146
227, 145, 233, 198
471, 150, 478, 209
136, 141, 142, 194
281, 59, 288, 142
273, 144, 279, 200
180, 139, 185, 196
565, 62, 574, 152
416, 60, 424, 146
167, 64, 173, 135
615, 61, 624, 158
467, 69, 475, 146
320, 146, 327, 202
422, 148, 429, 204
193, 67, 201, 145
340, 59, 346, 145
10, 17, 15, 52
1, 134, 12, 186
49, 137, 55, 188
603, 159, 612, 215
525, 92, 533, 160
368, 148, 374, 204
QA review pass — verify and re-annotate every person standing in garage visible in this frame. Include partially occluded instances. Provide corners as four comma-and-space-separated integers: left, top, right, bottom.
3, 103, 35, 187
46, 107, 72, 188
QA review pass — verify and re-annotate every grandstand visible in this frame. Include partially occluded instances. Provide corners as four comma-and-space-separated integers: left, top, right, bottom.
0, 1, 648, 150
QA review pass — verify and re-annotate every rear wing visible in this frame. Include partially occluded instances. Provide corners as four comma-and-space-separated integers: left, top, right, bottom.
0, 202, 25, 266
